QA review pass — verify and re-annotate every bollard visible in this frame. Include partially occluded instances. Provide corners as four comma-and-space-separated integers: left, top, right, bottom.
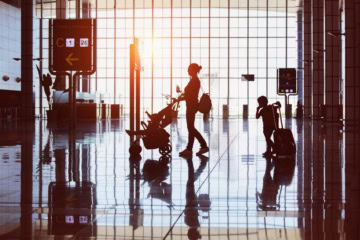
223, 105, 229, 119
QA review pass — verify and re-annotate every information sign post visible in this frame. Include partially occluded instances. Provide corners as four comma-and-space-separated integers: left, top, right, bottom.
277, 68, 297, 118
49, 19, 96, 119
48, 19, 96, 168
50, 19, 95, 72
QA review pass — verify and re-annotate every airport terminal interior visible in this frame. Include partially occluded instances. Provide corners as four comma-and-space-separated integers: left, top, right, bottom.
0, 0, 360, 239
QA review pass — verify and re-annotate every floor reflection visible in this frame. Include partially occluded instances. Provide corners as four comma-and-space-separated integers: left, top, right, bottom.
0, 118, 358, 239
48, 181, 97, 236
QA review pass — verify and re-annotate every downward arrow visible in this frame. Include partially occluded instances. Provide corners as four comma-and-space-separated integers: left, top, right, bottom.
66, 53, 79, 66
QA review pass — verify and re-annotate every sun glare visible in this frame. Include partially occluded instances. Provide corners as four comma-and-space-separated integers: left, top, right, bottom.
140, 38, 164, 60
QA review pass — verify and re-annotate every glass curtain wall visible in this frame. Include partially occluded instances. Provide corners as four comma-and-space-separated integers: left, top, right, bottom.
36, 0, 297, 117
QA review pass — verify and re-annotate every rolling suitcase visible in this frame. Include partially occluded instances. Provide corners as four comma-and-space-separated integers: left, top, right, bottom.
272, 105, 296, 156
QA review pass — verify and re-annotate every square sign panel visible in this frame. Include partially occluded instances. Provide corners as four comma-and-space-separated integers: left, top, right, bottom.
278, 68, 297, 94
51, 19, 95, 71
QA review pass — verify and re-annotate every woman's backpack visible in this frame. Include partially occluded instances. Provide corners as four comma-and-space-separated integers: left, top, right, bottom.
198, 93, 212, 114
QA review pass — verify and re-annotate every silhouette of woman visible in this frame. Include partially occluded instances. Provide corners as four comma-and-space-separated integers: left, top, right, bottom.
179, 63, 209, 157
184, 157, 201, 239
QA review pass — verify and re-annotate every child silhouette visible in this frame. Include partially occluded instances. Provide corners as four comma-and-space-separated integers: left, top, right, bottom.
256, 96, 281, 156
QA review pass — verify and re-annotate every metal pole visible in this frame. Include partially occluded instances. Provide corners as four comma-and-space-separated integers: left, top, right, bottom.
266, 0, 268, 97
68, 72, 74, 182
38, 0, 44, 220
170, 0, 173, 104
135, 43, 140, 135
95, 0, 98, 92
190, 0, 192, 63
73, 73, 77, 122
130, 44, 135, 142
114, 1, 117, 104
227, 0, 230, 108
285, 0, 288, 118
151, 0, 154, 114
76, 0, 80, 19
208, 0, 211, 96
247, 0, 249, 107
39, 0, 43, 116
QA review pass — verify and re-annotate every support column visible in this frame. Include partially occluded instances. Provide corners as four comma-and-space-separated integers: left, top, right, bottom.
20, 0, 35, 224
345, 125, 360, 239
303, 0, 312, 118
21, 0, 34, 119
311, 122, 325, 239
312, 0, 325, 119
344, 3, 360, 239
324, 0, 341, 121
56, 0, 66, 19
324, 127, 342, 238
344, 0, 360, 236
81, 0, 91, 93
358, 0, 360, 123
303, 120, 312, 239
20, 122, 34, 238
297, 10, 304, 104
55, 0, 67, 91
346, 0, 360, 125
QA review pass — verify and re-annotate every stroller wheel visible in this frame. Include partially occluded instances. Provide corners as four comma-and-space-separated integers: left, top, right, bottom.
159, 144, 172, 155
129, 142, 142, 155
159, 155, 171, 164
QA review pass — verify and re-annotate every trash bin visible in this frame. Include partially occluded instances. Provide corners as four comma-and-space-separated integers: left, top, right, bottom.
243, 105, 248, 119
111, 104, 120, 119
223, 105, 229, 119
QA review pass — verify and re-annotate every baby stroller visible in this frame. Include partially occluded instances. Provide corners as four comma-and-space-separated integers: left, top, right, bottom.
126, 96, 181, 156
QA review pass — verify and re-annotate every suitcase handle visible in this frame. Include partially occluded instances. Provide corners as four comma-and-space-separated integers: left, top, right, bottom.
141, 121, 148, 130
272, 103, 283, 129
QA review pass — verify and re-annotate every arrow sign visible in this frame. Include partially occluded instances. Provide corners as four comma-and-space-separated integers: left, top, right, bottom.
51, 19, 95, 71
66, 53, 79, 66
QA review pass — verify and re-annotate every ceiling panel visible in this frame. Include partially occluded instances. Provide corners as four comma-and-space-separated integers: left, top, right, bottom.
36, 0, 301, 12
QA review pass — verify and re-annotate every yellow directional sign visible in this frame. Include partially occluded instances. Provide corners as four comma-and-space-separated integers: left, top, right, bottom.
65, 53, 79, 66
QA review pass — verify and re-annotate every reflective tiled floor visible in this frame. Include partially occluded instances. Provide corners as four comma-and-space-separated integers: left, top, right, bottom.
0, 117, 359, 239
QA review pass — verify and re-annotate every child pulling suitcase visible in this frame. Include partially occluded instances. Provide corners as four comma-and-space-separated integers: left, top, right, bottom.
256, 96, 296, 157
271, 102, 296, 156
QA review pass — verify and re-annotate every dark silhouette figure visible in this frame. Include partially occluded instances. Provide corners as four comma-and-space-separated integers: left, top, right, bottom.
184, 157, 201, 240
256, 155, 296, 211
182, 155, 210, 239
256, 96, 280, 156
256, 156, 280, 211
296, 100, 303, 119
142, 157, 173, 208
179, 63, 209, 157
37, 65, 53, 109
162, 156, 209, 239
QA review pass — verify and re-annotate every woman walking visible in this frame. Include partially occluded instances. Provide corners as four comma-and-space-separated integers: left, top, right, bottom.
179, 63, 209, 157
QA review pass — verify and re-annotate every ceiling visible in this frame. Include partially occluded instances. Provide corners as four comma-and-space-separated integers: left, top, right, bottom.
36, 0, 301, 12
